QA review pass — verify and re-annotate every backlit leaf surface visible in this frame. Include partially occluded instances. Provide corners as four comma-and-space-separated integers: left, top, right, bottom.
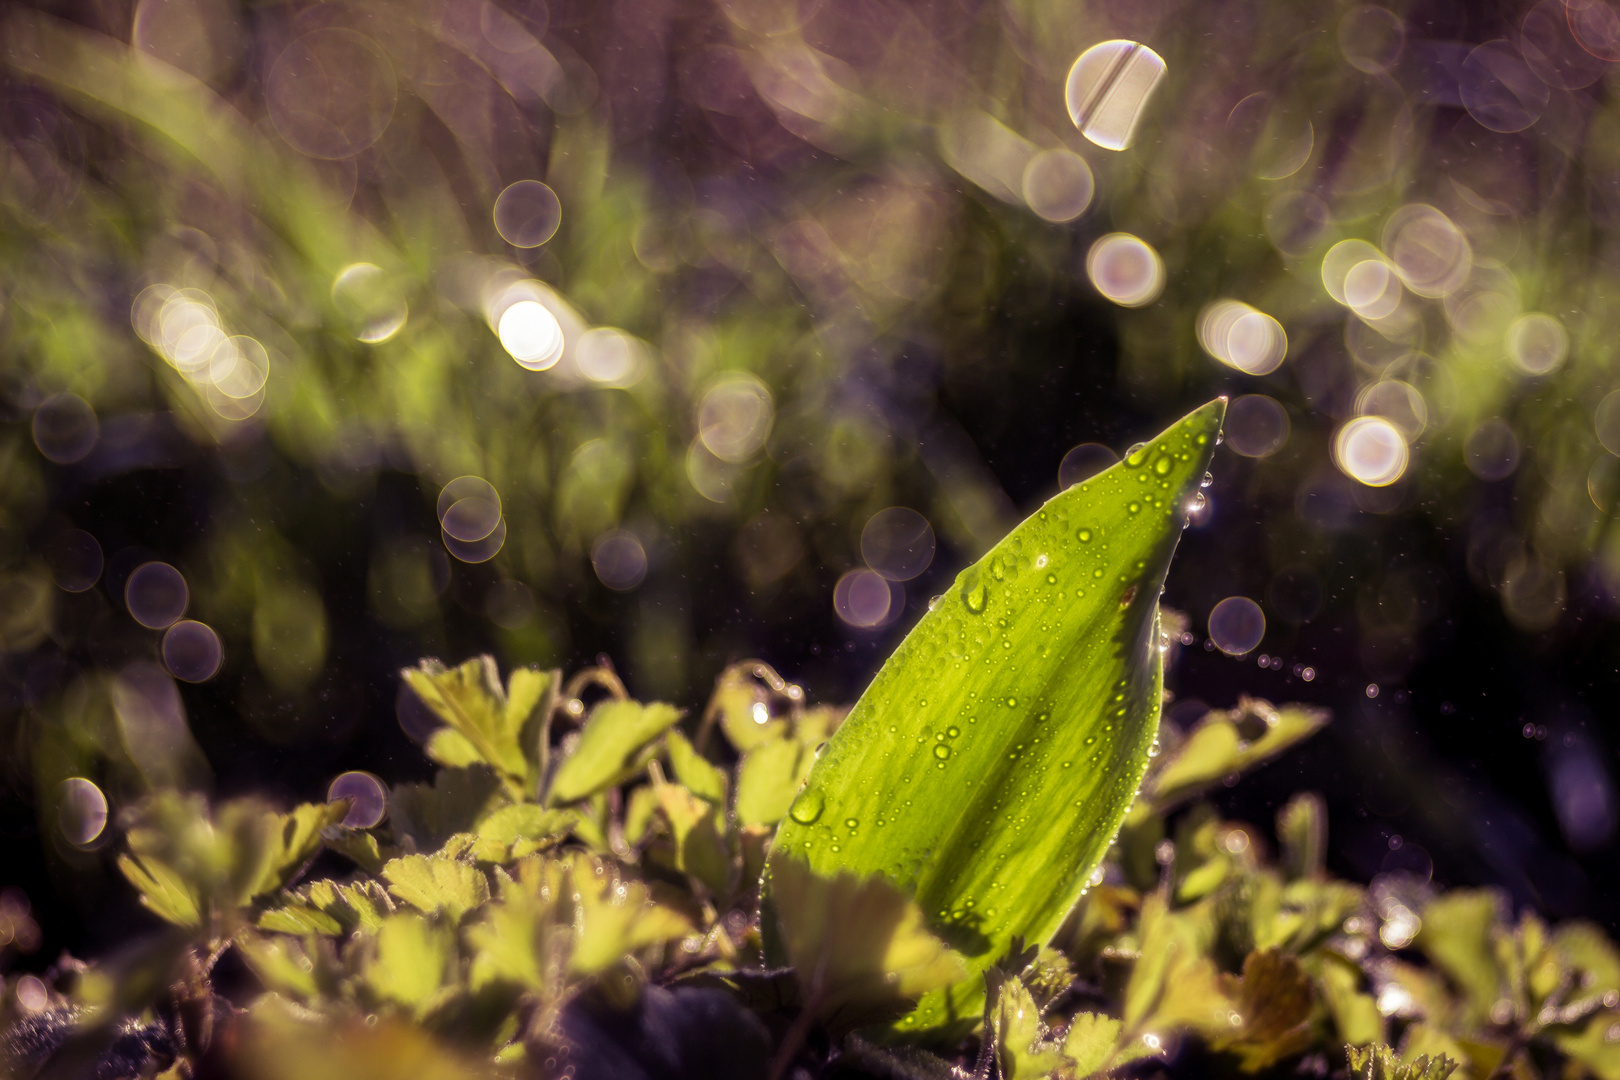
765, 400, 1224, 1033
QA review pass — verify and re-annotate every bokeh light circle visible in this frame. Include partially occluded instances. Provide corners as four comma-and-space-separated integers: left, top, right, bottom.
396, 682, 440, 742
833, 568, 898, 629
1321, 239, 1384, 305
698, 374, 775, 462
162, 620, 223, 682
331, 263, 407, 344
1208, 596, 1266, 656
441, 497, 503, 544
1505, 313, 1568, 375
1383, 204, 1471, 298
1568, 0, 1620, 61
1224, 395, 1290, 458
1060, 442, 1119, 487
47, 529, 103, 592
267, 29, 397, 159
1021, 148, 1094, 223
498, 300, 565, 370
1459, 40, 1549, 134
1356, 380, 1427, 439
591, 530, 649, 591
1333, 416, 1409, 486
1197, 300, 1287, 375
1343, 259, 1402, 320
57, 778, 108, 846
1338, 5, 1405, 72
125, 561, 189, 629
32, 393, 99, 465
437, 476, 502, 543
327, 770, 387, 828
444, 514, 506, 564
577, 327, 646, 385
1596, 390, 1620, 455
207, 335, 271, 398
860, 507, 935, 582
1065, 40, 1167, 151
1086, 233, 1164, 307
1521, 0, 1608, 88
493, 180, 562, 248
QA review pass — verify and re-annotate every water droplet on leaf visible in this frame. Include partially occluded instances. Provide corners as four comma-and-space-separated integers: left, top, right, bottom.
788, 788, 824, 825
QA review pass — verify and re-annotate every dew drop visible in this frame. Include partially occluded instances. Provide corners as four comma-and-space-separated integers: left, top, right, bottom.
1047, 573, 1058, 584
1154, 456, 1172, 476
946, 726, 960, 738
788, 788, 825, 825
1006, 696, 1018, 707
990, 557, 1007, 581
1125, 442, 1148, 465
845, 818, 859, 829
1128, 501, 1141, 513
1201, 471, 1214, 488
1078, 527, 1094, 542
933, 744, 952, 761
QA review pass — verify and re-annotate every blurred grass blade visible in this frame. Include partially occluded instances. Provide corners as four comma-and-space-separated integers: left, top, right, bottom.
765, 399, 1225, 1034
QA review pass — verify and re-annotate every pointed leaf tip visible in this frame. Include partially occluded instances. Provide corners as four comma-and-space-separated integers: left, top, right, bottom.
765, 401, 1224, 1034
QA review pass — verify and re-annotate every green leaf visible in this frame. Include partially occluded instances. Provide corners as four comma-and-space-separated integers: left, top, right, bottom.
388, 767, 505, 852
767, 854, 969, 1032
1277, 792, 1326, 881
474, 803, 577, 860
262, 879, 395, 935
236, 932, 322, 999
1550, 1009, 1620, 1080
1415, 889, 1505, 1026
548, 700, 682, 804
1210, 949, 1315, 1071
402, 657, 547, 788
117, 852, 202, 928
1144, 698, 1329, 812
710, 670, 787, 752
567, 851, 695, 975
655, 783, 733, 897
1554, 921, 1620, 1008
466, 876, 560, 993
256, 903, 343, 937
765, 400, 1225, 1034
1063, 1012, 1123, 1077
1124, 892, 1229, 1035
117, 791, 285, 926
1346, 1043, 1460, 1080
1320, 954, 1384, 1048
735, 737, 810, 826
253, 801, 351, 898
665, 729, 728, 804
424, 728, 485, 770
624, 784, 662, 846
508, 666, 558, 785
990, 974, 1067, 1080
366, 912, 453, 1011
381, 853, 491, 923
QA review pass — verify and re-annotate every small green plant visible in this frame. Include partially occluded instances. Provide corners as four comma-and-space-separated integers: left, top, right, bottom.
6, 404, 1619, 1080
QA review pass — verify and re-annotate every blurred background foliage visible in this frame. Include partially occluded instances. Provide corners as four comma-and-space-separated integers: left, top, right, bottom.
0, 0, 1618, 965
